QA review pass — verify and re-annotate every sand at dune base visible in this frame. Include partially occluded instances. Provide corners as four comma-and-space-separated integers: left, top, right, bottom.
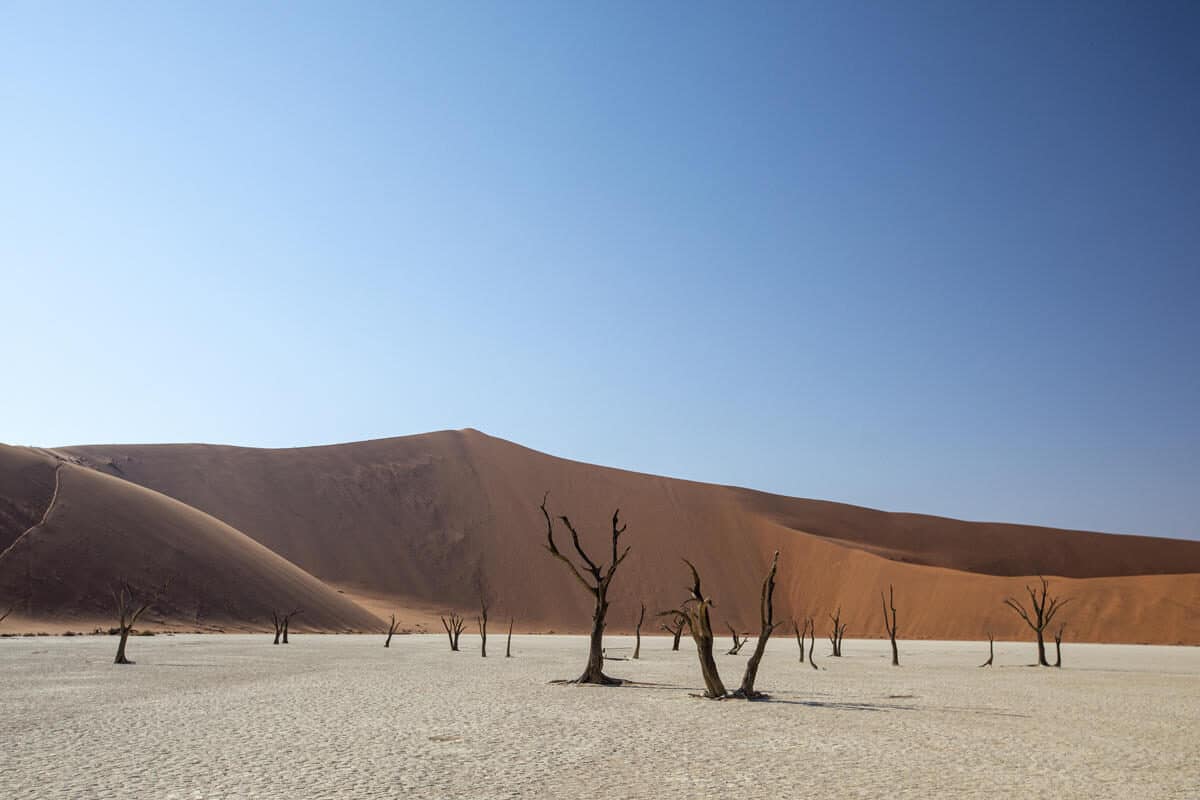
1, 634, 1197, 799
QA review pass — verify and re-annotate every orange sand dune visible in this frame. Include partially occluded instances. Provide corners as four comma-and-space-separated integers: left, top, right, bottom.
46, 429, 1200, 644
0, 445, 381, 632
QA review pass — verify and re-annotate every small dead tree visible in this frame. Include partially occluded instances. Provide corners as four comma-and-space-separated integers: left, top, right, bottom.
281, 609, 301, 644
477, 594, 490, 658
385, 613, 400, 648
979, 632, 995, 667
881, 584, 899, 666
806, 618, 818, 669
111, 579, 165, 665
633, 602, 645, 659
1054, 625, 1064, 668
726, 624, 750, 655
506, 617, 514, 658
793, 618, 806, 663
1003, 576, 1069, 667
539, 493, 631, 685
828, 607, 847, 657
731, 551, 780, 700
659, 611, 686, 651
441, 613, 466, 651
680, 560, 726, 698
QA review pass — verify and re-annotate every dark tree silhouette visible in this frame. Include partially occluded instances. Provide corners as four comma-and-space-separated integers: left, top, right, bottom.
506, 617, 514, 658
281, 609, 301, 644
793, 618, 806, 663
659, 611, 686, 651
539, 493, 631, 685
477, 594, 490, 658
633, 602, 645, 659
828, 607, 847, 657
441, 613, 466, 651
806, 618, 818, 669
385, 613, 400, 648
731, 551, 780, 700
725, 624, 750, 655
111, 579, 165, 665
1003, 576, 1069, 667
979, 632, 995, 667
881, 584, 899, 666
1054, 625, 1064, 668
0, 606, 12, 626
680, 560, 726, 698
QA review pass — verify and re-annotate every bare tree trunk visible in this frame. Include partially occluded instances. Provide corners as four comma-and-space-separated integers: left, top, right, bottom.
111, 579, 166, 665
114, 626, 132, 664
680, 560, 726, 698
732, 551, 779, 700
539, 495, 631, 685
979, 632, 994, 667
385, 613, 400, 648
478, 593, 489, 658
633, 602, 645, 659
271, 610, 282, 645
1004, 576, 1069, 667
658, 611, 686, 651
1054, 626, 1064, 667
807, 618, 817, 669
828, 607, 846, 657
441, 613, 466, 651
794, 618, 806, 663
881, 584, 899, 666
725, 624, 749, 655
281, 609, 300, 644
506, 617, 514, 658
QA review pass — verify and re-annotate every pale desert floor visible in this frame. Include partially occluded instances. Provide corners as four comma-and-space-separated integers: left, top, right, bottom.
1, 634, 1197, 799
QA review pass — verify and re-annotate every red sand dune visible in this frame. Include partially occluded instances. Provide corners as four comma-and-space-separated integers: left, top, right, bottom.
18, 429, 1190, 647
7, 427, 1185, 645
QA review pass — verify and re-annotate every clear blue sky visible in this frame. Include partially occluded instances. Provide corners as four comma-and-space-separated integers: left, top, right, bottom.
2, 2, 1197, 539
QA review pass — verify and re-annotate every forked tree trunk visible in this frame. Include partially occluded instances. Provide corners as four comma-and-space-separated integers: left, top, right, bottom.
881, 585, 899, 667
633, 602, 645, 659
1054, 626, 1064, 668
441, 613, 466, 651
506, 618, 514, 658
385, 613, 400, 648
478, 594, 489, 658
726, 624, 749, 655
658, 612, 686, 651
114, 626, 132, 665
794, 618, 806, 663
681, 560, 726, 699
828, 607, 846, 657
1003, 576, 1069, 667
732, 551, 780, 700
111, 579, 165, 665
979, 633, 994, 667
539, 495, 631, 685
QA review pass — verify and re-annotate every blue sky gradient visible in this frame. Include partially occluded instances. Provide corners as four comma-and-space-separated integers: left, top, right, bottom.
2, 2, 1198, 538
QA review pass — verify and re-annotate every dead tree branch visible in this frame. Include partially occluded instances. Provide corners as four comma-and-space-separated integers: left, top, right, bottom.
680, 560, 726, 698
385, 613, 400, 648
881, 584, 899, 666
731, 551, 780, 700
726, 624, 750, 655
441, 612, 466, 651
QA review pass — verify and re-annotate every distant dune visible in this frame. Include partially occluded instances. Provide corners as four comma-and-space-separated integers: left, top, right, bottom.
2, 430, 1197, 643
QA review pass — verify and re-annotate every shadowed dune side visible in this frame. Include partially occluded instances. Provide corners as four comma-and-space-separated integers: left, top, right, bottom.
61, 430, 1200, 644
0, 446, 381, 632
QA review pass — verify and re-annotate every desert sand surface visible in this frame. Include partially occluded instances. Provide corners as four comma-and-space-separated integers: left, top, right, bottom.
1, 634, 1197, 799
4, 431, 1200, 642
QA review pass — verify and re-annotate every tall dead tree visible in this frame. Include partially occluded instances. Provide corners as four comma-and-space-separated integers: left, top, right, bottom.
1003, 576, 1069, 667
441, 613, 466, 651
659, 611, 686, 651
111, 579, 165, 665
271, 610, 284, 644
680, 560, 726, 698
731, 551, 780, 700
539, 493, 631, 685
828, 607, 847, 657
1054, 625, 1064, 668
477, 594, 490, 658
281, 609, 301, 644
726, 624, 750, 655
881, 584, 899, 666
506, 618, 514, 658
979, 632, 994, 667
385, 613, 400, 648
633, 602, 645, 659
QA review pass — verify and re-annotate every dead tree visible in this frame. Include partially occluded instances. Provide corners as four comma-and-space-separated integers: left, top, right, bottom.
385, 613, 400, 648
680, 560, 726, 698
806, 618, 818, 669
506, 617, 514, 658
0, 606, 11, 625
441, 613, 466, 651
633, 602, 645, 659
659, 610, 686, 651
793, 618, 806, 663
477, 594, 490, 658
726, 624, 750, 655
111, 579, 165, 665
1003, 576, 1069, 667
539, 493, 631, 685
281, 609, 301, 644
731, 551, 780, 700
828, 607, 847, 657
271, 610, 284, 644
979, 632, 994, 667
881, 584, 899, 666
1054, 625, 1064, 668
